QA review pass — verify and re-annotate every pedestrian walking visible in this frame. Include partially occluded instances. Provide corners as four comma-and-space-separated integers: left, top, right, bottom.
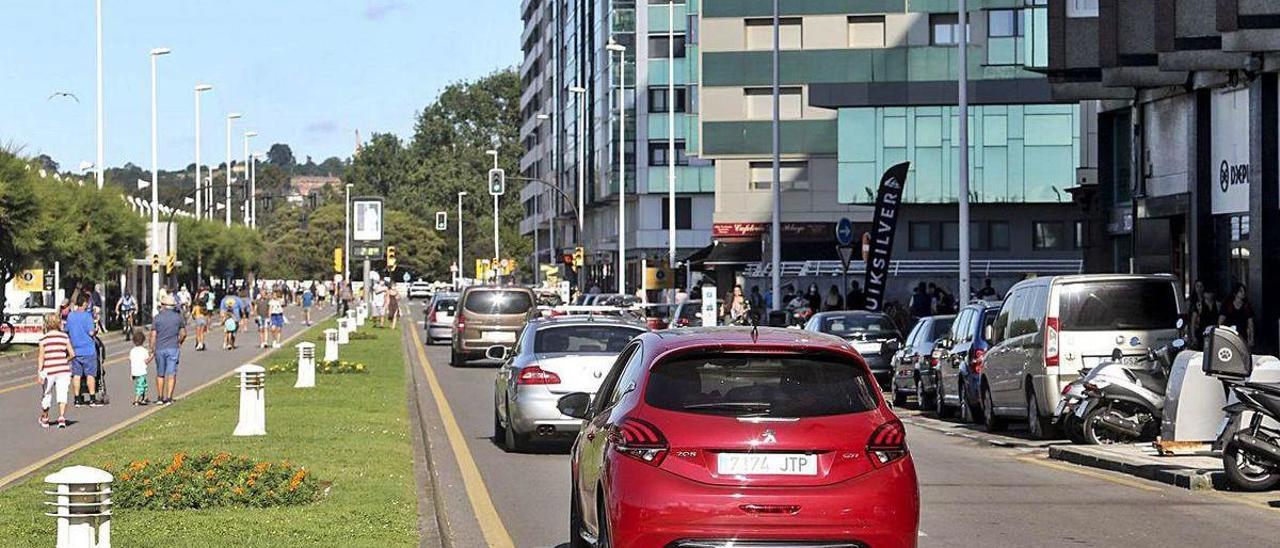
254, 292, 271, 349
223, 313, 239, 350
823, 285, 843, 311
192, 299, 209, 351
177, 285, 192, 315
805, 284, 822, 314
301, 284, 315, 326
1189, 284, 1219, 349
269, 291, 285, 348
386, 284, 401, 329
37, 313, 73, 429
1219, 283, 1255, 349
373, 278, 388, 328
339, 282, 354, 318
128, 329, 151, 406
721, 285, 752, 325
65, 295, 100, 407
150, 294, 186, 405
846, 281, 867, 310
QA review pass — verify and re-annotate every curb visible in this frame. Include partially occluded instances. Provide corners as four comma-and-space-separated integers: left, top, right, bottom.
1048, 445, 1221, 491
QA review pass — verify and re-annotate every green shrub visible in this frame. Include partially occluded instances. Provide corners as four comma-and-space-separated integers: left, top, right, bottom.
103, 452, 319, 510
267, 359, 367, 375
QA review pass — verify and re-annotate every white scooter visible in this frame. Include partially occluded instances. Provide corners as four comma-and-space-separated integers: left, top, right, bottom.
1202, 325, 1280, 491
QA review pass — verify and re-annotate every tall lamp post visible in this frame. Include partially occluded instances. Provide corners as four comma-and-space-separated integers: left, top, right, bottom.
607, 40, 627, 294
243, 131, 258, 226
769, 0, 782, 312
344, 183, 353, 284
250, 151, 264, 228
535, 113, 552, 287
569, 85, 587, 291
95, 0, 104, 190
224, 113, 241, 226
457, 191, 468, 289
666, 0, 677, 275
957, 0, 972, 302
486, 149, 500, 262
194, 84, 213, 221
149, 47, 171, 315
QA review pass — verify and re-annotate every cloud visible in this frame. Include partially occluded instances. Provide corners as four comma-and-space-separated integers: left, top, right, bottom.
364, 1, 408, 20
306, 120, 340, 134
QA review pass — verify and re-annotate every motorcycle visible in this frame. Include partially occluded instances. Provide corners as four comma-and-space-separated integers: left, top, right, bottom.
1202, 325, 1280, 491
1056, 322, 1185, 445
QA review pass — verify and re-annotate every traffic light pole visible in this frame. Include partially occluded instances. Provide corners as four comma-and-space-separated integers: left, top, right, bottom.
509, 176, 586, 292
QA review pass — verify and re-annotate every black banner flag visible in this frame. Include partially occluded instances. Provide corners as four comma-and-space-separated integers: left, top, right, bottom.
863, 162, 911, 312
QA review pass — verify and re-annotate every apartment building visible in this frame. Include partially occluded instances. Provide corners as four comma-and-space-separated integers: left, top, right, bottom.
696, 0, 1087, 300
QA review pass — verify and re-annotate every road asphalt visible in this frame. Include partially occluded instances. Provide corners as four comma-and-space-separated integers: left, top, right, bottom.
0, 306, 327, 488
402, 300, 1280, 548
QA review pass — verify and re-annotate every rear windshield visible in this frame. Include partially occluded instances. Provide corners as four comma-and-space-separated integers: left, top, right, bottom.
645, 354, 879, 418
534, 325, 642, 354
433, 298, 457, 313
820, 314, 899, 339
1058, 281, 1179, 331
463, 291, 532, 315
928, 318, 954, 340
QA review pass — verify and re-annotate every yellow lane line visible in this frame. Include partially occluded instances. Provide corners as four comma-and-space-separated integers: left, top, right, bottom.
407, 325, 515, 548
0, 318, 320, 490
1016, 456, 1162, 492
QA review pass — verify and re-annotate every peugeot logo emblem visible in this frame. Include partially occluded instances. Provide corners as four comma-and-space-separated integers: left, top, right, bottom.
761, 429, 777, 444
593, 370, 603, 379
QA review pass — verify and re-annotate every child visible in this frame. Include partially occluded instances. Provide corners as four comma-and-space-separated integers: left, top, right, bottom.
224, 313, 239, 350
128, 329, 151, 406
37, 313, 73, 429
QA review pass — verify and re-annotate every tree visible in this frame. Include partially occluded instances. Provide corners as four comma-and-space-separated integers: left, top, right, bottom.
266, 143, 296, 168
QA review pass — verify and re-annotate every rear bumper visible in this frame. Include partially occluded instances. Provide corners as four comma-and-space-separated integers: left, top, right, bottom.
509, 388, 587, 435
427, 324, 452, 341
605, 455, 919, 548
862, 354, 890, 385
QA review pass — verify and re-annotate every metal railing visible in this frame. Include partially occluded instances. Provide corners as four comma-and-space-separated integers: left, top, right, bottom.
743, 259, 1084, 278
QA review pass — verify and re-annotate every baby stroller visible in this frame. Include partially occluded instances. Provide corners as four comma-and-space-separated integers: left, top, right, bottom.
74, 335, 109, 405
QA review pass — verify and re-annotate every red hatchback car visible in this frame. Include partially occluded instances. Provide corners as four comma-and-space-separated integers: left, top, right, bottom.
557, 327, 919, 548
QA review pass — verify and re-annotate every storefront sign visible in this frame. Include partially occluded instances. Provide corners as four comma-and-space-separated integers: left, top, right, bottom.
863, 162, 911, 312
713, 222, 857, 240
1211, 87, 1250, 215
712, 223, 767, 238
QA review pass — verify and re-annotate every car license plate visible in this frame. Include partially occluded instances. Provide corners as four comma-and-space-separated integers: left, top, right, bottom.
853, 342, 881, 355
716, 453, 817, 476
481, 331, 515, 343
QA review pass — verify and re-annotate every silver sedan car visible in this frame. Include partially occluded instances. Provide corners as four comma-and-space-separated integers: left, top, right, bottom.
491, 316, 646, 452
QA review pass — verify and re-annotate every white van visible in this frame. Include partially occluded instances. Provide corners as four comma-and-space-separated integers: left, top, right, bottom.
978, 274, 1183, 438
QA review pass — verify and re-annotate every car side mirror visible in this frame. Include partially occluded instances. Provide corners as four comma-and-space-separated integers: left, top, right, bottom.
485, 345, 508, 361
557, 392, 592, 420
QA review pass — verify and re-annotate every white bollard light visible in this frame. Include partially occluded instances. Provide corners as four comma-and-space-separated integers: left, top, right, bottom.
294, 342, 316, 388
233, 364, 267, 436
323, 329, 339, 362
355, 305, 367, 327
44, 465, 112, 548
336, 319, 351, 344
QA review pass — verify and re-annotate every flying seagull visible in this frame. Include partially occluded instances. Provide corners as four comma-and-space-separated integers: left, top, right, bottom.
48, 91, 80, 103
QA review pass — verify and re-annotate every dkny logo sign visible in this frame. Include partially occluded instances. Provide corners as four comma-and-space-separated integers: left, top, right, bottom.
1220, 160, 1249, 192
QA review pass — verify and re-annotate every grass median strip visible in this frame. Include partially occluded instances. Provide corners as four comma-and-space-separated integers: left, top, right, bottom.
0, 319, 418, 547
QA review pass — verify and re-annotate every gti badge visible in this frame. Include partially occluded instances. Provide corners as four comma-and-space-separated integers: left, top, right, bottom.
761, 429, 777, 444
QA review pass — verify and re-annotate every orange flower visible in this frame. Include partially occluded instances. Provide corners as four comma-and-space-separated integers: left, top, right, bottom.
165, 452, 186, 474
288, 469, 307, 491
246, 478, 256, 487
143, 489, 154, 497
120, 473, 132, 482
253, 462, 270, 474
232, 487, 245, 495
204, 470, 216, 480
212, 452, 231, 466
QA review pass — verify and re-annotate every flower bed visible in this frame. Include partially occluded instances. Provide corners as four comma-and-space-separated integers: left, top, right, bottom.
267, 359, 367, 375
103, 452, 320, 510
347, 331, 376, 340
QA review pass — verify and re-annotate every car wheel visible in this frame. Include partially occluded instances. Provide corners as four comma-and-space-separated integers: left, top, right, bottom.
1224, 440, 1280, 492
891, 377, 907, 407
568, 482, 590, 548
503, 402, 527, 453
915, 375, 932, 411
1026, 388, 1057, 440
958, 381, 974, 423
982, 384, 1005, 432
450, 347, 464, 367
934, 378, 953, 419
492, 403, 504, 445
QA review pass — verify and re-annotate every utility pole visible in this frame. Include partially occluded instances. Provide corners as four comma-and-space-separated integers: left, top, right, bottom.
958, 0, 972, 302
457, 191, 467, 289
667, 0, 677, 275
149, 47, 170, 316
769, 0, 782, 312
95, 0, 104, 190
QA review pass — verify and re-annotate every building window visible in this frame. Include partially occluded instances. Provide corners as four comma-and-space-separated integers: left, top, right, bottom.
930, 13, 969, 46
1033, 221, 1065, 250
1066, 0, 1098, 18
744, 17, 802, 50
649, 34, 687, 58
649, 140, 688, 166
847, 15, 886, 48
749, 161, 809, 191
941, 222, 959, 251
986, 9, 1024, 65
661, 197, 693, 230
745, 87, 802, 119
648, 87, 687, 113
909, 222, 934, 251
989, 221, 1011, 251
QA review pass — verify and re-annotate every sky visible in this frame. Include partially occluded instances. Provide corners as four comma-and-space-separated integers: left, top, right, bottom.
0, 0, 520, 171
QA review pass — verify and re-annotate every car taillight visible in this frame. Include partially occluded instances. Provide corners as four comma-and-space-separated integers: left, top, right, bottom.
455, 318, 465, 333
971, 348, 986, 375
866, 420, 908, 467
1045, 316, 1060, 370
428, 309, 438, 323
611, 418, 667, 466
517, 366, 561, 385
676, 318, 688, 327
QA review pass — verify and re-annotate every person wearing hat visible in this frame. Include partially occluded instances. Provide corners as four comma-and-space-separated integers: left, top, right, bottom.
149, 294, 187, 405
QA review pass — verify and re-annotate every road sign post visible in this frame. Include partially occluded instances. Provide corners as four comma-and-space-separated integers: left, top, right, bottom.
835, 219, 855, 309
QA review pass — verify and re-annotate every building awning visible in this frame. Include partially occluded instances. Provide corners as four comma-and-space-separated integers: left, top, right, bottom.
690, 240, 763, 269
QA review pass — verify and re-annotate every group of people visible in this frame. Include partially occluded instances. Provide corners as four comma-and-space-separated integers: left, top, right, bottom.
330, 277, 402, 329
1188, 280, 1256, 349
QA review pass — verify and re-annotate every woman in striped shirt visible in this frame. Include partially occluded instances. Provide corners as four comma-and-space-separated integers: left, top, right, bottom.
38, 313, 74, 429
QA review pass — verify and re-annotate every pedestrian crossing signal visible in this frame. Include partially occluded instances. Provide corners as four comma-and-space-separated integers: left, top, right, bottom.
386, 245, 398, 271
333, 248, 343, 273
488, 168, 505, 196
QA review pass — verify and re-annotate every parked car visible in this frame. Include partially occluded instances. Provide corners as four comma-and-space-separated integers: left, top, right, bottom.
450, 286, 536, 366
803, 310, 902, 387
558, 327, 919, 547
491, 316, 646, 451
922, 301, 1002, 421
888, 315, 955, 407
635, 303, 676, 330
408, 280, 433, 300
978, 274, 1183, 439
424, 292, 459, 345
670, 299, 724, 328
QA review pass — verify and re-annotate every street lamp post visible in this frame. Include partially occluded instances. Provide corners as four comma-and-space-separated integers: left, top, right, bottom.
667, 0, 677, 275
149, 47, 171, 315
194, 84, 213, 221
457, 191, 468, 289
957, 0, 972, 302
569, 86, 587, 291
535, 113, 552, 287
769, 0, 782, 312
486, 149, 500, 263
344, 183, 353, 284
225, 113, 241, 226
95, 0, 104, 190
243, 131, 257, 226
607, 41, 627, 294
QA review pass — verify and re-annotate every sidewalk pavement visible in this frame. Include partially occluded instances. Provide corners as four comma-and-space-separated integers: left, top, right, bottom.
0, 309, 325, 490
1048, 443, 1225, 491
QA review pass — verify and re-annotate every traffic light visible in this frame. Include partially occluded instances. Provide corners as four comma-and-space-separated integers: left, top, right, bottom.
151, 254, 161, 271
435, 211, 447, 230
333, 247, 343, 273
165, 254, 176, 275
386, 245, 398, 271
573, 247, 585, 268
488, 168, 505, 196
